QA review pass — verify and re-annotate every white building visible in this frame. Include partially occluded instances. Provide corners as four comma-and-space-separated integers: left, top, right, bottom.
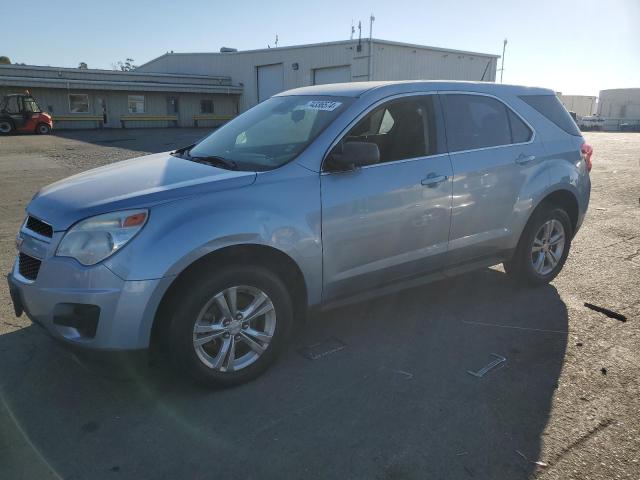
137, 39, 500, 112
597, 88, 640, 119
557, 94, 597, 117
595, 88, 640, 131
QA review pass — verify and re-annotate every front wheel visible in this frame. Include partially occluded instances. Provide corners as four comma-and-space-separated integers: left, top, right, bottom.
0, 120, 13, 135
168, 265, 293, 387
36, 123, 51, 134
504, 205, 573, 286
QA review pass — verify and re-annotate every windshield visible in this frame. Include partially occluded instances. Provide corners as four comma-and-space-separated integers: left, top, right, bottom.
187, 95, 353, 171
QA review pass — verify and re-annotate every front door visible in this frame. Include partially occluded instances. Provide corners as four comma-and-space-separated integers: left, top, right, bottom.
96, 96, 110, 127
167, 96, 179, 115
439, 93, 547, 264
321, 95, 453, 301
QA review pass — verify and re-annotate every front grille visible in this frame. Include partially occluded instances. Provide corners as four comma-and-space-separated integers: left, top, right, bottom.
18, 253, 42, 281
25, 216, 53, 238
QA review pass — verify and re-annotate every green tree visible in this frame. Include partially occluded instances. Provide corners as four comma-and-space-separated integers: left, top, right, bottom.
112, 58, 137, 71
0, 56, 11, 65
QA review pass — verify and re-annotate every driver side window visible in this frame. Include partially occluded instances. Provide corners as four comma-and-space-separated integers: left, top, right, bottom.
341, 96, 438, 164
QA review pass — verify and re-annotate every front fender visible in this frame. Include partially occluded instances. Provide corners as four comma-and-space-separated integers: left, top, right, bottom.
104, 162, 323, 304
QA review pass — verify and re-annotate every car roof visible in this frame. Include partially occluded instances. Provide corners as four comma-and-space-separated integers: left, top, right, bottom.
276, 80, 555, 98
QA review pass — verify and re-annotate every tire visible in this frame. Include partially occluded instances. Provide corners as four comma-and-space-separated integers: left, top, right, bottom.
168, 265, 293, 387
0, 120, 13, 135
36, 123, 51, 134
504, 204, 573, 286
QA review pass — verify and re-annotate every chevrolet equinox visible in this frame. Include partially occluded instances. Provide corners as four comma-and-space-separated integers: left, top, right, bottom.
8, 81, 592, 386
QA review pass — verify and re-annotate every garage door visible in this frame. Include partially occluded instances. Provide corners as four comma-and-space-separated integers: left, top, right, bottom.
257, 63, 284, 102
313, 65, 352, 85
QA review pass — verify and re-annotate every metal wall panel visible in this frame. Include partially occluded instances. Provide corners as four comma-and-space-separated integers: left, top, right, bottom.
598, 88, 640, 119
558, 95, 597, 117
138, 40, 498, 112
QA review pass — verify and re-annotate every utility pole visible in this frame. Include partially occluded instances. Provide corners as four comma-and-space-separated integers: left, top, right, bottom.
368, 14, 375, 81
350, 20, 355, 40
500, 38, 507, 83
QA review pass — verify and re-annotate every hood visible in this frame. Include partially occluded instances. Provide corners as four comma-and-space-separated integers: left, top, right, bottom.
27, 151, 256, 230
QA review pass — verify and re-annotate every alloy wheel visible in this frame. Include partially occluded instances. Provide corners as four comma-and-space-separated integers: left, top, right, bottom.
0, 122, 11, 134
531, 219, 565, 276
192, 285, 276, 372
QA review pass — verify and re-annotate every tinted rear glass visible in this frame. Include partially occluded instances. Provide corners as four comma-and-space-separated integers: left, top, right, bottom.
519, 94, 581, 136
441, 94, 511, 151
507, 109, 532, 143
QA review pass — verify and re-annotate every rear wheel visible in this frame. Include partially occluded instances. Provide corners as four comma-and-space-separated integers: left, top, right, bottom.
0, 120, 13, 135
36, 123, 51, 134
504, 204, 573, 285
168, 265, 293, 387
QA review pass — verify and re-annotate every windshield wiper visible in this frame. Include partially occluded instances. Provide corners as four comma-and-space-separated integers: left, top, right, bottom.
171, 145, 238, 171
189, 154, 238, 171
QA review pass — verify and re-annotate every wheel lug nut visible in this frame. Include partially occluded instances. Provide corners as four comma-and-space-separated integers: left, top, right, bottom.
223, 332, 230, 338
236, 314, 243, 320
235, 334, 241, 340
242, 323, 248, 329
223, 320, 230, 326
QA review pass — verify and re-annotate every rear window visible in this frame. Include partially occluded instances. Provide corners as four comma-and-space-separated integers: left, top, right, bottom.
519, 94, 581, 136
441, 94, 512, 152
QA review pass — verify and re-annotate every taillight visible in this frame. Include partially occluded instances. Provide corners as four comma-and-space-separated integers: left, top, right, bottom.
581, 143, 593, 172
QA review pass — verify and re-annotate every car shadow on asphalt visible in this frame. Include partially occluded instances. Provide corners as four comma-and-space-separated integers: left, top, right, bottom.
0, 268, 568, 480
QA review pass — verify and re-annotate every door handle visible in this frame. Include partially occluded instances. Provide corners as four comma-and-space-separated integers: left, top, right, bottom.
515, 154, 536, 165
421, 174, 448, 187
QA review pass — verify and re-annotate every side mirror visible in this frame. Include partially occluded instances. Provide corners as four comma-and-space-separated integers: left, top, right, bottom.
326, 141, 380, 172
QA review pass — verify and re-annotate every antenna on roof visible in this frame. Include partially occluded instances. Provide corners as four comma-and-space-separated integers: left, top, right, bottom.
369, 14, 375, 40
498, 38, 507, 83
350, 20, 355, 40
275, 34, 279, 48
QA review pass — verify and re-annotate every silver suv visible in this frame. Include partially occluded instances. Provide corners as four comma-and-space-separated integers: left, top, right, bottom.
8, 81, 592, 386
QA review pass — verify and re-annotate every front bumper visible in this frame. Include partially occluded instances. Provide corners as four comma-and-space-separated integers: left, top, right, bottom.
9, 229, 173, 350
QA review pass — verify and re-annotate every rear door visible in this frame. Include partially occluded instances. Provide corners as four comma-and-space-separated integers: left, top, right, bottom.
440, 93, 546, 264
321, 94, 453, 301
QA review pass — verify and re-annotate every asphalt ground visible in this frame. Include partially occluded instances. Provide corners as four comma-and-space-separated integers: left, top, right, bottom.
0, 129, 638, 479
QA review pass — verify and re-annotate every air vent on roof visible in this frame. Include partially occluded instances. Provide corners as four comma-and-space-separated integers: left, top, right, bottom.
220, 47, 238, 53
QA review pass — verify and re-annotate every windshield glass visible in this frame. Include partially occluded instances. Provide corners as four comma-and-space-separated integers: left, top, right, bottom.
187, 95, 353, 171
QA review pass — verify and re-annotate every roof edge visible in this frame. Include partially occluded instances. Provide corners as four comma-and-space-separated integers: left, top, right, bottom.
0, 63, 230, 81
137, 38, 500, 68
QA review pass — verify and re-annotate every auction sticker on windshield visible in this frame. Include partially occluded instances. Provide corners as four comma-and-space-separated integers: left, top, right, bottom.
304, 100, 342, 111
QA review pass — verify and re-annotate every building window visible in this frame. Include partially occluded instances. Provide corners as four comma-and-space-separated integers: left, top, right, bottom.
128, 95, 145, 113
69, 94, 89, 113
200, 99, 214, 114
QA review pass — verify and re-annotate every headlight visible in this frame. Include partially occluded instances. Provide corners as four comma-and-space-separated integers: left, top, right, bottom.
56, 209, 148, 265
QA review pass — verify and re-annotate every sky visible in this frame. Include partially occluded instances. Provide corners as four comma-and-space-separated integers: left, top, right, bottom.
3, 0, 639, 96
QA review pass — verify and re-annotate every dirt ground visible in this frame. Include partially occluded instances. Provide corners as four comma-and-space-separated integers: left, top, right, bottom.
0, 129, 638, 480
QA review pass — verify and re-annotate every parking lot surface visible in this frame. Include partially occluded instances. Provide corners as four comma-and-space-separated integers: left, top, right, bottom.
1, 129, 638, 479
